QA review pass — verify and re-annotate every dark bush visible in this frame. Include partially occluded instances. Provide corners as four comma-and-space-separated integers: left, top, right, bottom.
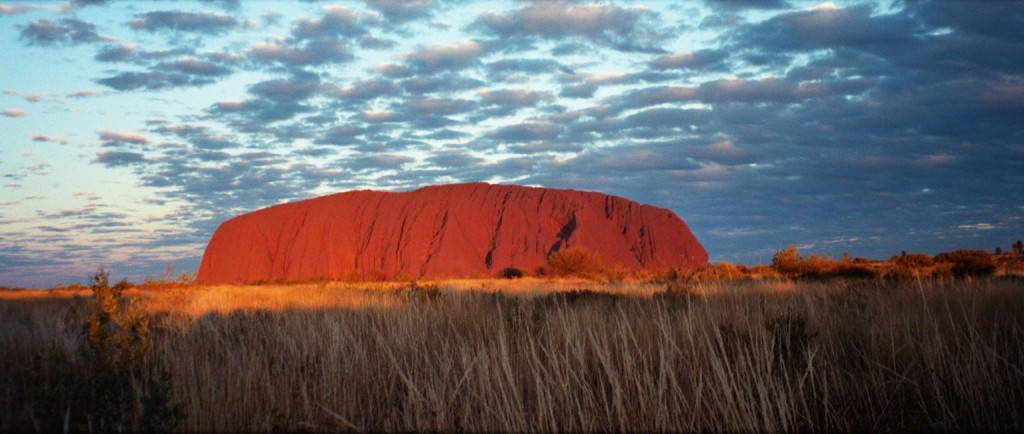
833, 265, 878, 279
934, 249, 997, 279
499, 267, 525, 279
935, 249, 991, 264
951, 253, 997, 279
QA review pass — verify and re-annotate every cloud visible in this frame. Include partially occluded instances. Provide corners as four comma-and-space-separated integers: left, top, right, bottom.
315, 124, 368, 147
361, 110, 398, 123
208, 98, 313, 128
67, 90, 100, 98
648, 49, 728, 70
159, 57, 232, 77
19, 18, 104, 46
91, 43, 234, 91
346, 153, 415, 171
327, 78, 400, 101
94, 150, 148, 166
98, 130, 150, 145
404, 97, 477, 116
0, 5, 32, 15
202, 71, 324, 131
559, 82, 598, 99
248, 73, 321, 102
290, 5, 366, 39
404, 40, 487, 73
248, 37, 354, 65
94, 43, 194, 63
2, 109, 27, 118
696, 77, 837, 104
129, 11, 239, 34
71, 0, 108, 7
151, 124, 238, 150
32, 134, 69, 145
425, 150, 484, 168
474, 2, 666, 52
730, 4, 919, 55
246, 6, 384, 67
609, 85, 698, 112
485, 57, 567, 80
400, 73, 484, 95
97, 71, 219, 91
478, 88, 552, 107
363, 0, 434, 23
957, 223, 997, 231
487, 122, 561, 144
706, 0, 790, 10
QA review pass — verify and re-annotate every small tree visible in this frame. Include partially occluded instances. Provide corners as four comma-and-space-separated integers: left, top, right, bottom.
1014, 240, 1023, 255
75, 266, 181, 432
548, 247, 603, 277
771, 245, 801, 277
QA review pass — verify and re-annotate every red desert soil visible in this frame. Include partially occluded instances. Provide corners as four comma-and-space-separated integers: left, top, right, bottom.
196, 183, 708, 284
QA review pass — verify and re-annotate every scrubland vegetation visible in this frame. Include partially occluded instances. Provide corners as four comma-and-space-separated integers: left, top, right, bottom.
2, 247, 1024, 432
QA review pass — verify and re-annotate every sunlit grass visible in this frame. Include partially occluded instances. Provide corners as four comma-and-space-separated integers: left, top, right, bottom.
3, 277, 1023, 432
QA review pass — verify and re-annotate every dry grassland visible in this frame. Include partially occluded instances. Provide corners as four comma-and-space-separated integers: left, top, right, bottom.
2, 277, 1024, 432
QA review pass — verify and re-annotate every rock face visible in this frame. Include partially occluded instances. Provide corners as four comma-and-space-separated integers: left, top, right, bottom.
196, 183, 708, 284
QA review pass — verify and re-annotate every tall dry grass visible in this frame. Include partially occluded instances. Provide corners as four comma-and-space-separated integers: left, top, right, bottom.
2, 277, 1024, 432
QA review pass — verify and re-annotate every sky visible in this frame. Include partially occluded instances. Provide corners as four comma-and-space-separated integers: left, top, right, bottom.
1, 0, 1022, 287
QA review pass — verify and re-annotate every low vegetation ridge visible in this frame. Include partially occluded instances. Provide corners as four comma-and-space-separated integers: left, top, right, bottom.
2, 245, 1023, 432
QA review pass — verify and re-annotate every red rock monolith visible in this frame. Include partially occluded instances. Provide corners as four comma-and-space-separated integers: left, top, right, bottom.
196, 183, 707, 284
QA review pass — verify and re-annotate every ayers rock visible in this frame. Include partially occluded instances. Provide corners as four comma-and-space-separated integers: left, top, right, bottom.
196, 183, 707, 284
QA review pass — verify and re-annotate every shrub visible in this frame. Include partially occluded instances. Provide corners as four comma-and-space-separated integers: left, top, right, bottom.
772, 245, 802, 277
949, 251, 997, 279
832, 264, 877, 279
75, 266, 181, 432
935, 249, 990, 264
547, 247, 603, 277
664, 267, 695, 281
897, 253, 934, 268
748, 265, 783, 279
798, 253, 837, 278
499, 267, 525, 279
691, 262, 744, 282
891, 252, 935, 278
